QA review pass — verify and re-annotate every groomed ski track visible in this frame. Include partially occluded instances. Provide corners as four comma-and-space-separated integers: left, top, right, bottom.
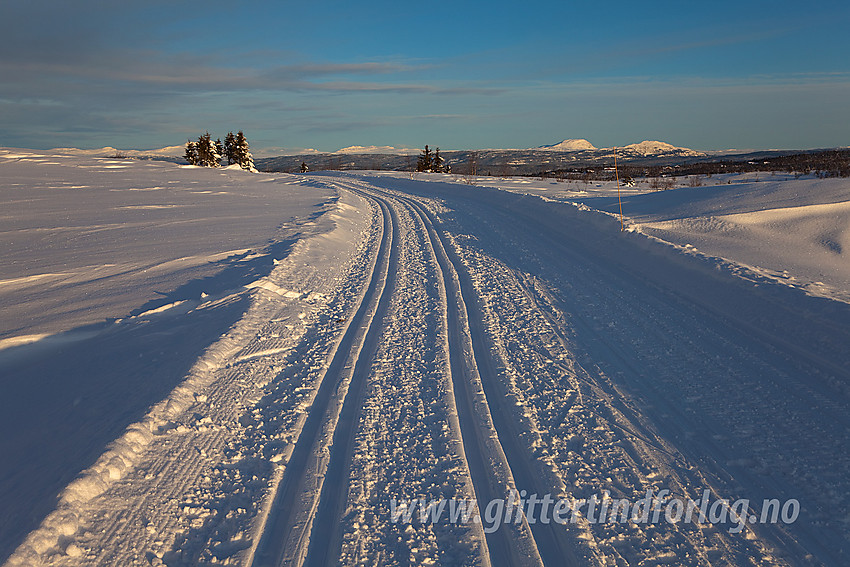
7, 171, 850, 567
248, 173, 850, 566
249, 193, 403, 567
251, 179, 564, 567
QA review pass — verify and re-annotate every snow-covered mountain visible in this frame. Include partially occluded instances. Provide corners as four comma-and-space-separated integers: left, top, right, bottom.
533, 139, 704, 157
616, 140, 705, 157
336, 145, 420, 155
49, 145, 186, 158
536, 139, 597, 151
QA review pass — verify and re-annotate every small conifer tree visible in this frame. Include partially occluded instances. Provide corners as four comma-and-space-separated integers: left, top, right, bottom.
234, 131, 254, 171
196, 132, 221, 167
433, 147, 444, 173
184, 139, 198, 165
215, 138, 224, 165
224, 132, 237, 165
417, 145, 433, 172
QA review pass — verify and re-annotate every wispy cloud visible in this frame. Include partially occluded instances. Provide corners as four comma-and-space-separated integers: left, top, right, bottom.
415, 114, 472, 119
0, 50, 499, 96
3, 0, 848, 151
262, 61, 422, 79
622, 27, 792, 60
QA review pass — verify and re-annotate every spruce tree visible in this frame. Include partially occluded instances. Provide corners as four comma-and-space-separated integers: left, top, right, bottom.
416, 145, 432, 172
234, 131, 254, 171
196, 132, 220, 167
433, 147, 444, 173
215, 138, 224, 166
224, 132, 237, 165
184, 139, 198, 165
195, 133, 209, 166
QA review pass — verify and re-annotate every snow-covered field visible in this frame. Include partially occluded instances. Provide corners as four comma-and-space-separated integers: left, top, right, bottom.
0, 149, 339, 563
457, 171, 850, 303
3, 153, 849, 566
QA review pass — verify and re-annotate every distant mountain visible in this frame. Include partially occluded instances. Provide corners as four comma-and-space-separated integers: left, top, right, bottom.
49, 145, 185, 158
336, 145, 419, 155
532, 139, 703, 157
617, 140, 705, 157
537, 139, 597, 151
255, 144, 819, 176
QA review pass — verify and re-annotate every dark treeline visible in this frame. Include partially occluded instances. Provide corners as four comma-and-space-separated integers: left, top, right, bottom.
257, 148, 850, 179
543, 149, 850, 181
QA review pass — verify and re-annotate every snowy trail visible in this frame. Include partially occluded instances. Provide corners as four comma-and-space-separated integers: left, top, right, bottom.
379, 189, 575, 566
250, 194, 398, 567
251, 177, 561, 566
406, 200, 581, 567
7, 168, 850, 566
379, 176, 850, 565
351, 184, 542, 566
406, 195, 542, 567
251, 179, 527, 567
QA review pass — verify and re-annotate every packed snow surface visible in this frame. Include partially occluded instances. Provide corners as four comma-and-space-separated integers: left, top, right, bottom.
2, 158, 849, 567
44, 146, 186, 158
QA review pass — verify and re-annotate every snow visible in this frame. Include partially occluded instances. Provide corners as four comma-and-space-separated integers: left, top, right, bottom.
44, 145, 186, 158
353, 171, 850, 565
0, 149, 339, 563
536, 139, 597, 151
2, 156, 849, 566
619, 140, 703, 156
335, 145, 420, 155
532, 139, 703, 155
581, 173, 850, 302
0, 148, 332, 343
428, 170, 850, 303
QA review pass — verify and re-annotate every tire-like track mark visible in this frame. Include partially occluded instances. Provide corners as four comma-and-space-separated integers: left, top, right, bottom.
403, 197, 538, 567
328, 180, 515, 566
250, 196, 398, 567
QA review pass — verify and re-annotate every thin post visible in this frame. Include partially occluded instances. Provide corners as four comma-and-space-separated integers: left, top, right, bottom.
614, 148, 624, 231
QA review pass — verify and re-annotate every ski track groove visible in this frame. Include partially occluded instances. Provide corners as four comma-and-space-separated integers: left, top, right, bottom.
250, 194, 396, 567
331, 180, 490, 567
351, 181, 524, 566
301, 194, 401, 566
346, 178, 584, 567
416, 196, 760, 564
451, 199, 780, 561
403, 197, 585, 567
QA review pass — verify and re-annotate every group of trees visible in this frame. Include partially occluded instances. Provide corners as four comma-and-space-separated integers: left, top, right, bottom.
184, 131, 254, 170
416, 145, 449, 173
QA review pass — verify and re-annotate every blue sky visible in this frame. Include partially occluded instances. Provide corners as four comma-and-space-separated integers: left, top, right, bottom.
1, 0, 849, 153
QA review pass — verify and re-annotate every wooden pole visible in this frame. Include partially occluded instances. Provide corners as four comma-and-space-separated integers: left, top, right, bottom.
615, 149, 624, 231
